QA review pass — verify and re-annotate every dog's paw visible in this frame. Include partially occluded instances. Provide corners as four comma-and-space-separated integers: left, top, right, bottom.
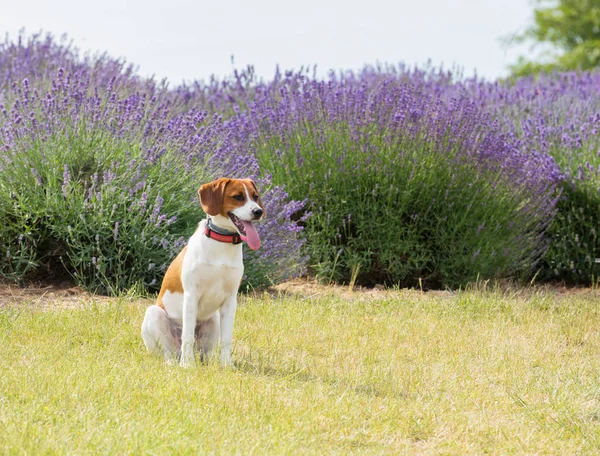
180, 354, 194, 368
219, 356, 236, 370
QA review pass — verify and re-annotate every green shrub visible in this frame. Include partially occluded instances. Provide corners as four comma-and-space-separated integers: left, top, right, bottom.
541, 181, 600, 282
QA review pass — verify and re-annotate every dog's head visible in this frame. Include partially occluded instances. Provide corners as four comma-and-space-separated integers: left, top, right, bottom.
198, 178, 265, 250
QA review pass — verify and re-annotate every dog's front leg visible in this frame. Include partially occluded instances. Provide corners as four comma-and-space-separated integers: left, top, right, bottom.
180, 291, 198, 367
219, 296, 238, 367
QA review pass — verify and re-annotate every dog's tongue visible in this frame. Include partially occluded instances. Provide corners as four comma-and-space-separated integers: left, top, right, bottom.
241, 221, 261, 250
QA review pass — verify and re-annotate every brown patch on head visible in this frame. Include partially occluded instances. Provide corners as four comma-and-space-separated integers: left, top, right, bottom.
198, 178, 232, 216
219, 179, 249, 216
198, 178, 265, 218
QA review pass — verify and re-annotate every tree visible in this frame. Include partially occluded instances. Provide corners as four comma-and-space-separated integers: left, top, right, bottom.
508, 0, 600, 76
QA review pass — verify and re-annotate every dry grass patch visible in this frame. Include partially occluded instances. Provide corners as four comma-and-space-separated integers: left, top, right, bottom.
1, 284, 600, 454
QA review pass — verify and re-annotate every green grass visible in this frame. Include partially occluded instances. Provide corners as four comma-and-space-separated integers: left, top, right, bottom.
2, 286, 600, 454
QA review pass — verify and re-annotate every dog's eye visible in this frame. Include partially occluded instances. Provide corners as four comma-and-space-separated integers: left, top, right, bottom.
253, 194, 259, 201
232, 194, 245, 201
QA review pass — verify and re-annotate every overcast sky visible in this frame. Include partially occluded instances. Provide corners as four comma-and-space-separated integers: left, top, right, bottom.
1, 0, 534, 86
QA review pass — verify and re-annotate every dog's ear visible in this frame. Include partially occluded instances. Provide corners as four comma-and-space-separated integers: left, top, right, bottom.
247, 179, 266, 216
198, 178, 231, 216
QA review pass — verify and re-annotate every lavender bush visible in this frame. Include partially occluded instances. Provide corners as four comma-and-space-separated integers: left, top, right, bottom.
0, 32, 151, 100
0, 65, 305, 293
463, 72, 600, 282
232, 65, 599, 285
4, 31, 600, 290
312, 67, 600, 284
240, 79, 561, 287
142, 63, 600, 286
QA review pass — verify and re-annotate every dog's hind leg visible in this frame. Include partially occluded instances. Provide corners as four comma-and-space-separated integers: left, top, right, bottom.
195, 311, 220, 361
141, 305, 180, 363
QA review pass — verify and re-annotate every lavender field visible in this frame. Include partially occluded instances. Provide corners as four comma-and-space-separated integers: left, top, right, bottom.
1, 33, 599, 293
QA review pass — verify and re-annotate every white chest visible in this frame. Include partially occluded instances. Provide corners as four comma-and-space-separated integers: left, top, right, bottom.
161, 222, 244, 323
188, 261, 243, 317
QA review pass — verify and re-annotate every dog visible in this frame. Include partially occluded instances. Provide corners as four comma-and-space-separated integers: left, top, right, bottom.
141, 177, 264, 367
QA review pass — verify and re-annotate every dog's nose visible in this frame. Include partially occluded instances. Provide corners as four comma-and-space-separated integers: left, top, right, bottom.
252, 208, 264, 219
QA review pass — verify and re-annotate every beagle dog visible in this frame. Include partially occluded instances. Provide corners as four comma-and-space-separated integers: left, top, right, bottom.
141, 177, 264, 367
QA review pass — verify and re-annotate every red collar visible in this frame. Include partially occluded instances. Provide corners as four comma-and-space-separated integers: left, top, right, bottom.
205, 220, 244, 245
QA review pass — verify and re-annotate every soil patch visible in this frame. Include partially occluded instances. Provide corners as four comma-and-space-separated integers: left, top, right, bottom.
0, 281, 115, 310
1, 277, 598, 309
264, 277, 454, 302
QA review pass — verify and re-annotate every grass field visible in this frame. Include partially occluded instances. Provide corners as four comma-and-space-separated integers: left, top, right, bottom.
1, 282, 600, 454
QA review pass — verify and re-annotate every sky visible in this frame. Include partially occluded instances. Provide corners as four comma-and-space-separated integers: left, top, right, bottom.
1, 0, 534, 86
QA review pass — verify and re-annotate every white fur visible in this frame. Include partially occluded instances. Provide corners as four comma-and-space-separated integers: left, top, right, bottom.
141, 188, 260, 367
179, 219, 243, 367
237, 184, 262, 221
141, 305, 179, 364
161, 290, 184, 322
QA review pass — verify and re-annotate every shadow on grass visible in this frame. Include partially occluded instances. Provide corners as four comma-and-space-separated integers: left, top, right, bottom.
233, 357, 407, 401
